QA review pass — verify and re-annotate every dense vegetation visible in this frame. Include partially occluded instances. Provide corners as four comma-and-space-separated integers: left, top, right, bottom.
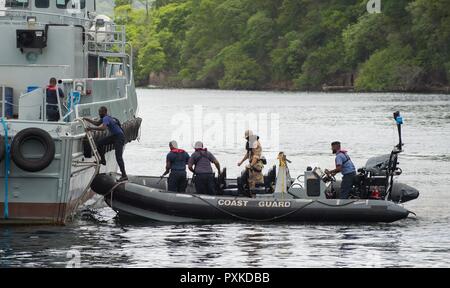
111, 0, 450, 92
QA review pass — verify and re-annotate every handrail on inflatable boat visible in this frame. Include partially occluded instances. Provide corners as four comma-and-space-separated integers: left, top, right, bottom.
386, 111, 404, 200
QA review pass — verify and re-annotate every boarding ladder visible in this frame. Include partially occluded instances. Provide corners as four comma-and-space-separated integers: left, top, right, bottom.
75, 118, 101, 167
67, 119, 102, 219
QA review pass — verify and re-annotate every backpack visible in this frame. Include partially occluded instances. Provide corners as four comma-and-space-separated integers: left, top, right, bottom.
112, 117, 123, 132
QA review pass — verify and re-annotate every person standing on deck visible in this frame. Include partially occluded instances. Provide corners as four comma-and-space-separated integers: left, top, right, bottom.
238, 130, 264, 194
325, 141, 356, 199
188, 141, 221, 195
162, 140, 190, 192
46, 77, 64, 122
83, 106, 128, 182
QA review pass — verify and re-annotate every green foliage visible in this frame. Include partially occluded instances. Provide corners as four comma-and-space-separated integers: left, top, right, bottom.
295, 39, 347, 90
114, 0, 450, 90
408, 0, 450, 70
355, 44, 422, 91
270, 32, 306, 81
343, 14, 388, 68
138, 39, 166, 76
218, 44, 264, 90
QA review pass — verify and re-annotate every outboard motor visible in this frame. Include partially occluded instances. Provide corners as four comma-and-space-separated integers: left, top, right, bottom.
364, 154, 392, 176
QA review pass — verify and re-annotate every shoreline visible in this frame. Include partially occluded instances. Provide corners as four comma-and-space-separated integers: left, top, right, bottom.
138, 85, 450, 95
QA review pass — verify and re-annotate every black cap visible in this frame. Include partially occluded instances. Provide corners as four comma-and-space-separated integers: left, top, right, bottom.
331, 141, 341, 146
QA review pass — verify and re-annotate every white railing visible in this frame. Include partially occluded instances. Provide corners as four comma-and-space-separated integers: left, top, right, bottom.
0, 8, 92, 25
86, 25, 127, 55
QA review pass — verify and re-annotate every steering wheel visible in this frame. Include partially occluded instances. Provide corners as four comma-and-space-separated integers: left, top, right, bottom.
322, 173, 336, 183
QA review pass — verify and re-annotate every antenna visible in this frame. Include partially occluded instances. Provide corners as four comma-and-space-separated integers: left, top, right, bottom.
393, 111, 403, 152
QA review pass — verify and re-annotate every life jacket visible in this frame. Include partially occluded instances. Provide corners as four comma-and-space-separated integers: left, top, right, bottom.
192, 148, 214, 174
169, 148, 188, 170
336, 150, 351, 165
170, 148, 186, 154
193, 148, 209, 165
46, 85, 62, 106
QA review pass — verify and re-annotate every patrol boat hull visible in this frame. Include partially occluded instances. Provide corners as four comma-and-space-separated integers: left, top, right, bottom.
0, 119, 141, 225
0, 3, 141, 224
91, 174, 411, 223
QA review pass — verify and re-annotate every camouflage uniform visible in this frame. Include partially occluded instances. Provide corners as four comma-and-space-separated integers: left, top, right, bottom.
247, 137, 264, 189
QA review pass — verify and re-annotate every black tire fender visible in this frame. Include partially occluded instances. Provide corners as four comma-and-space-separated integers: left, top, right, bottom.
11, 128, 55, 172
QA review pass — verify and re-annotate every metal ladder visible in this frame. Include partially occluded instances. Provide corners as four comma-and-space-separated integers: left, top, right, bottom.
67, 119, 102, 221
76, 118, 101, 166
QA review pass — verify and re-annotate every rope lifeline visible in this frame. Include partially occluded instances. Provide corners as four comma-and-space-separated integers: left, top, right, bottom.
1, 118, 10, 219
190, 194, 326, 222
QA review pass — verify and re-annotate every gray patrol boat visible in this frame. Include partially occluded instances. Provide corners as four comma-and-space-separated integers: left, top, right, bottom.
0, 0, 141, 224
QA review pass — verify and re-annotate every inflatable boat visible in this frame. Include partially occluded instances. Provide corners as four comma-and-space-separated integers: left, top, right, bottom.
90, 112, 419, 223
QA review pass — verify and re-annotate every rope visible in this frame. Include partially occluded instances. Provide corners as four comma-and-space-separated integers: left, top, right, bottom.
407, 210, 417, 217
189, 194, 318, 222
1, 118, 10, 219
103, 181, 127, 211
315, 199, 358, 207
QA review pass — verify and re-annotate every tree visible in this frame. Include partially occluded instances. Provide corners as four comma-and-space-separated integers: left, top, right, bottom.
116, 0, 449, 91
355, 44, 422, 91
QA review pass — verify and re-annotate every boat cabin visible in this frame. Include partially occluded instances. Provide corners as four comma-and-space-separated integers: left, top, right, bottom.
0, 0, 135, 123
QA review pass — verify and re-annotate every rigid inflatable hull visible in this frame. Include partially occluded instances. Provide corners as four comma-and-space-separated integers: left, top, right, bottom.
104, 182, 410, 223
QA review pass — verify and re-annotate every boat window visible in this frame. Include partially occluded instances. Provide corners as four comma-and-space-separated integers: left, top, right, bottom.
5, 0, 29, 7
35, 0, 49, 8
56, 0, 85, 9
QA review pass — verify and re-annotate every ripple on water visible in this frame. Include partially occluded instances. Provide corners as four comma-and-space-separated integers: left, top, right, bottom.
1, 90, 450, 267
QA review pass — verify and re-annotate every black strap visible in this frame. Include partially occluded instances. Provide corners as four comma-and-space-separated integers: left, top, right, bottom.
337, 151, 351, 165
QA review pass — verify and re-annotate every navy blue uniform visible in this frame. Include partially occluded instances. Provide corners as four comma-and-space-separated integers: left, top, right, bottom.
46, 86, 64, 121
96, 115, 126, 177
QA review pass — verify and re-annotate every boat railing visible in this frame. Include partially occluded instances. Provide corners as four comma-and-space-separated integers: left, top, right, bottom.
16, 84, 68, 122
0, 8, 130, 58
0, 8, 92, 26
85, 24, 127, 56
17, 87, 46, 121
